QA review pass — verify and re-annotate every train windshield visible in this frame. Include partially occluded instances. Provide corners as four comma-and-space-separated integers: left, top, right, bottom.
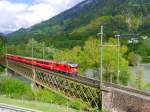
69, 64, 78, 68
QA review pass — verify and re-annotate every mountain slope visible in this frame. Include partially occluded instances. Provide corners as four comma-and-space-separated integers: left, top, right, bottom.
7, 0, 150, 48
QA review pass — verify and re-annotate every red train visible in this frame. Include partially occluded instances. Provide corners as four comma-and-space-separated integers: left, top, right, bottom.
6, 54, 78, 76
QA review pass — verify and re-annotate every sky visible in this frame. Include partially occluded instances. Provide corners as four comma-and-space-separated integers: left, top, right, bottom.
0, 0, 84, 33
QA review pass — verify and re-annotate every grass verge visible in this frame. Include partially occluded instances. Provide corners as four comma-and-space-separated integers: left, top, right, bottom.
0, 96, 79, 112
0, 76, 89, 110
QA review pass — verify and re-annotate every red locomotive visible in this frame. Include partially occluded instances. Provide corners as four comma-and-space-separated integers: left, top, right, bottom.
6, 54, 78, 75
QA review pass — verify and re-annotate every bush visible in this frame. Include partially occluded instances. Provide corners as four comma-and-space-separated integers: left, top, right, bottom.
69, 98, 89, 110
34, 88, 68, 104
34, 88, 90, 110
0, 66, 4, 73
128, 52, 141, 66
0, 76, 33, 99
144, 82, 150, 91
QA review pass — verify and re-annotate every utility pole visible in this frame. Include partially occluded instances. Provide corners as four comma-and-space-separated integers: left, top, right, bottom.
42, 42, 45, 60
31, 38, 36, 82
98, 25, 103, 88
97, 25, 104, 110
4, 38, 8, 76
115, 34, 120, 84
32, 38, 34, 60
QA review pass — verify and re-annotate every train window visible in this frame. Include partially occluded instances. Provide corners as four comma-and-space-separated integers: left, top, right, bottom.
44, 62, 48, 65
69, 64, 78, 68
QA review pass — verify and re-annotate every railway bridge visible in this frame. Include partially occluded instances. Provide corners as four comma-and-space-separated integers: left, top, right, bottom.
0, 55, 150, 112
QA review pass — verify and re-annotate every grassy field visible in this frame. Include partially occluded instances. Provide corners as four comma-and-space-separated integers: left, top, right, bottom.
0, 75, 109, 112
0, 96, 80, 112
0, 76, 85, 112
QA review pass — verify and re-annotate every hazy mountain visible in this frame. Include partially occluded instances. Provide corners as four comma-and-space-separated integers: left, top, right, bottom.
7, 0, 150, 48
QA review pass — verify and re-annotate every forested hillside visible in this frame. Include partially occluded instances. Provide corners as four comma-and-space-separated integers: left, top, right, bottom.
3, 0, 150, 91
7, 0, 150, 49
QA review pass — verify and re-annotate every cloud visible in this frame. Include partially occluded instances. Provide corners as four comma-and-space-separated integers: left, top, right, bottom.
0, 0, 84, 33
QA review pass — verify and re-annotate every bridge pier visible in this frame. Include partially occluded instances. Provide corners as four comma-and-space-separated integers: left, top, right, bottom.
31, 82, 38, 91
102, 87, 112, 110
5, 68, 14, 76
102, 85, 150, 112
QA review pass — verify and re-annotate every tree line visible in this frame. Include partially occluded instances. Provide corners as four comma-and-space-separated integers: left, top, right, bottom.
2, 35, 150, 91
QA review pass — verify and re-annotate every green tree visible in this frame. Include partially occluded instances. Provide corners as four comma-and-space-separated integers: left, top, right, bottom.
54, 37, 131, 85
126, 15, 142, 32
135, 66, 145, 90
136, 37, 150, 61
0, 35, 4, 55
7, 38, 56, 60
128, 52, 141, 66
0, 35, 5, 73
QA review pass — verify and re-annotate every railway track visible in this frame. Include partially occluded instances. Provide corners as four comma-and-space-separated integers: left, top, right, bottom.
0, 103, 39, 112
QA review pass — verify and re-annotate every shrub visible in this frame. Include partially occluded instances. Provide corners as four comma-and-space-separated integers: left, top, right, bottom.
144, 82, 150, 91
128, 52, 141, 66
0, 66, 4, 73
69, 98, 89, 110
34, 88, 90, 110
0, 76, 33, 99
34, 88, 69, 104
